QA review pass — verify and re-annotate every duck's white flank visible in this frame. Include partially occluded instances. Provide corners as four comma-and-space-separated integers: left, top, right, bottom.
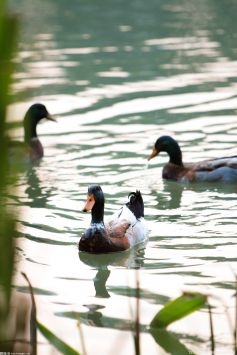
108, 205, 148, 247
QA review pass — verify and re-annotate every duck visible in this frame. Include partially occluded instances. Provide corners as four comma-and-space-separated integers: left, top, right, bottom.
148, 135, 237, 183
79, 185, 148, 253
9, 103, 55, 162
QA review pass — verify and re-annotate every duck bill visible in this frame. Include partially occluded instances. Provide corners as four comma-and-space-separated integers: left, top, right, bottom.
147, 147, 159, 161
82, 194, 95, 212
46, 112, 56, 122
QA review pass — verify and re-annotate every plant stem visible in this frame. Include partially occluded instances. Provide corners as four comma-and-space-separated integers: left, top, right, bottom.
234, 275, 237, 355
134, 269, 140, 355
22, 272, 37, 355
208, 302, 215, 355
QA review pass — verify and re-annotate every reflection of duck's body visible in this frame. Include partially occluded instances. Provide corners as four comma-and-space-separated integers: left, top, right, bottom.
9, 103, 55, 162
148, 135, 237, 183
79, 185, 148, 253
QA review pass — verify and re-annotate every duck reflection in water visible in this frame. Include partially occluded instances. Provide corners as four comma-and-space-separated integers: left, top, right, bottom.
94, 268, 111, 298
81, 304, 105, 327
24, 166, 56, 208
79, 243, 146, 299
153, 180, 184, 211
78, 245, 146, 328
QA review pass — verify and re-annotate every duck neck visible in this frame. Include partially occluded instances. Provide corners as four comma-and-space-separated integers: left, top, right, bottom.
91, 200, 104, 224
24, 116, 37, 144
168, 143, 183, 166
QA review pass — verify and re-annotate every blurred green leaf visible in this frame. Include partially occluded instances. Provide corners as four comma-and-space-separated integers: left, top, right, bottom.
150, 292, 207, 329
150, 328, 195, 355
37, 321, 81, 355
0, 2, 18, 318
0, 216, 15, 309
0, 14, 18, 130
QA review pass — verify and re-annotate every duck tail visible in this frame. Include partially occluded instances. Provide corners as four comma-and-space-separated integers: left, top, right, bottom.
126, 190, 144, 219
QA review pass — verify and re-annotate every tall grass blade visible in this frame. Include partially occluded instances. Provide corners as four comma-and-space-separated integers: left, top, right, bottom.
37, 321, 81, 355
0, 5, 18, 351
0, 6, 18, 311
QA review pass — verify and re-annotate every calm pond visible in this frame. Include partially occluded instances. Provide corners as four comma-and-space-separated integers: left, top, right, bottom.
7, 0, 237, 354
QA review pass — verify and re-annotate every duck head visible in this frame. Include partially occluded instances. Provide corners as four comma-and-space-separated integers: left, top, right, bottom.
23, 103, 55, 144
83, 185, 105, 224
148, 135, 183, 166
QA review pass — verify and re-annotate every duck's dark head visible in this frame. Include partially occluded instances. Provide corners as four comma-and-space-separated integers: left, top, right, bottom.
148, 135, 183, 166
83, 185, 105, 223
126, 190, 144, 219
23, 103, 55, 144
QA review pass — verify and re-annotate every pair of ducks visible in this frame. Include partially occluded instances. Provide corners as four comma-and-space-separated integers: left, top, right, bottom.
14, 104, 237, 254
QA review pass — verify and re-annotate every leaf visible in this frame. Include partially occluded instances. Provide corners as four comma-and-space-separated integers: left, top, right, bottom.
150, 328, 195, 355
150, 292, 207, 329
37, 321, 81, 355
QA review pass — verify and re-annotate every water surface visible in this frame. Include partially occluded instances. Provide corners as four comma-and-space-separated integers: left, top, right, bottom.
7, 0, 237, 354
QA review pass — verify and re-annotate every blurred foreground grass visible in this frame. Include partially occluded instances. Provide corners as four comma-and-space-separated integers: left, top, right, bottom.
0, 1, 27, 352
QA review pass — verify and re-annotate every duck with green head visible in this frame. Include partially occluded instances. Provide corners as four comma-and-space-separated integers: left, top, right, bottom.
79, 185, 148, 253
10, 103, 55, 162
148, 135, 237, 183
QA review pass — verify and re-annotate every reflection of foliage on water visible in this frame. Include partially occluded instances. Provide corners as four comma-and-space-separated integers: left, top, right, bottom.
110, 286, 170, 305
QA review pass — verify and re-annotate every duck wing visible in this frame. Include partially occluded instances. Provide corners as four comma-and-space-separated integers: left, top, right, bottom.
105, 219, 131, 239
104, 190, 148, 249
191, 156, 237, 171
104, 220, 131, 249
108, 205, 148, 247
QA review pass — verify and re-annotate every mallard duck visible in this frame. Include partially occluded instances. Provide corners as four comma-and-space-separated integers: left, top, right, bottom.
148, 135, 237, 183
9, 103, 55, 162
79, 185, 148, 253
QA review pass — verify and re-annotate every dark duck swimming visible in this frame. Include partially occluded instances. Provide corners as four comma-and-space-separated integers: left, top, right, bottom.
9, 103, 55, 162
79, 185, 148, 253
148, 135, 237, 183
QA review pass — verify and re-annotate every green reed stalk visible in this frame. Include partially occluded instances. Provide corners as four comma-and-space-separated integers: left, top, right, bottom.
0, 2, 18, 351
134, 269, 140, 355
234, 275, 237, 355
22, 273, 37, 355
208, 302, 215, 355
